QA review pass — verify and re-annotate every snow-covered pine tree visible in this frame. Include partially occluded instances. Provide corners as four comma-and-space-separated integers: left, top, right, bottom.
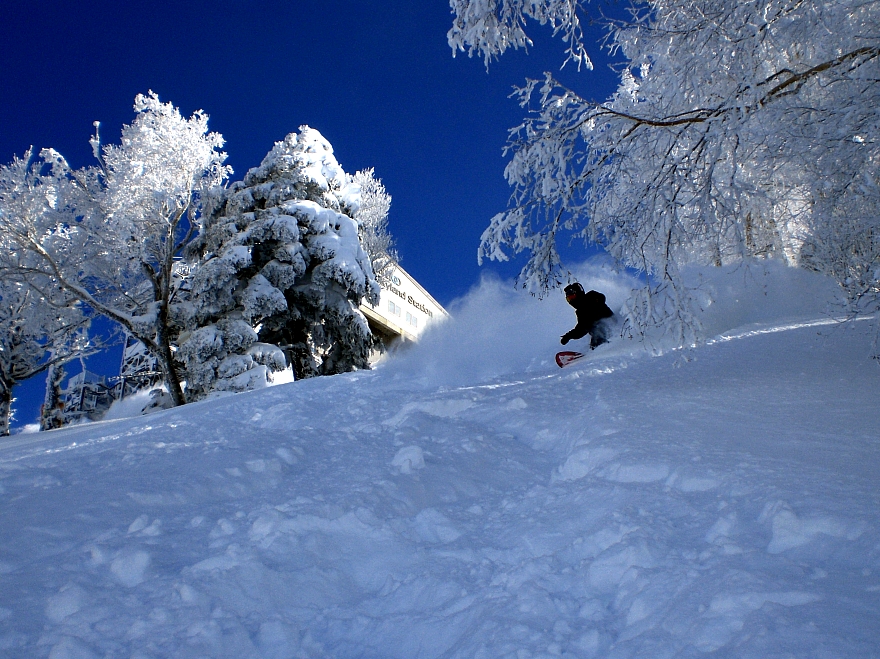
182, 127, 379, 393
40, 360, 67, 431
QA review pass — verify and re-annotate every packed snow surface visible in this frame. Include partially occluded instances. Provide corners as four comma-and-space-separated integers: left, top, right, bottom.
2, 263, 879, 658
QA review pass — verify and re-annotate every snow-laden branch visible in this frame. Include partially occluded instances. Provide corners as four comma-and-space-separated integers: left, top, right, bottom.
469, 0, 880, 343
448, 0, 593, 69
0, 93, 232, 406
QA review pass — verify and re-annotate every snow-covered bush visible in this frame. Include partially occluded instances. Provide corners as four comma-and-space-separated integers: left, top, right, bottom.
183, 126, 380, 392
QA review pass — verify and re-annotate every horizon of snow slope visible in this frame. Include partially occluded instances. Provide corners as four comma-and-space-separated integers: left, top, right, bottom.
1, 262, 879, 658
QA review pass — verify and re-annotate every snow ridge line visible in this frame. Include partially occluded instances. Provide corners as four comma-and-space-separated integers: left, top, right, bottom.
706, 314, 875, 346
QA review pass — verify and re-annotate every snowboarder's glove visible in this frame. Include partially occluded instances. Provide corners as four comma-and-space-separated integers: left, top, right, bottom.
560, 335, 570, 345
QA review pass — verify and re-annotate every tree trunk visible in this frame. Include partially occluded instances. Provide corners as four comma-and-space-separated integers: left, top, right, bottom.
0, 386, 12, 437
145, 257, 186, 408
40, 362, 67, 431
288, 344, 317, 381
155, 309, 186, 407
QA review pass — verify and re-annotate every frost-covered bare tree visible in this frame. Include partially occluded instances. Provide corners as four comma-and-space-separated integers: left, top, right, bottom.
449, 0, 592, 69
0, 93, 231, 406
0, 152, 96, 434
456, 0, 880, 344
353, 168, 399, 286
183, 127, 379, 391
0, 278, 91, 436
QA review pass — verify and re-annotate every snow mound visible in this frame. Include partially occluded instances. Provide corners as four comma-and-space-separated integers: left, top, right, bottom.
1, 260, 879, 658
686, 259, 844, 338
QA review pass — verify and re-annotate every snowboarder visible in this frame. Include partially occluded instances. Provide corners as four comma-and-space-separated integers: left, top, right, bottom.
561, 283, 614, 350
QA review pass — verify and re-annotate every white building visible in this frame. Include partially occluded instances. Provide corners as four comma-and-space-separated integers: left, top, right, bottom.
360, 265, 448, 348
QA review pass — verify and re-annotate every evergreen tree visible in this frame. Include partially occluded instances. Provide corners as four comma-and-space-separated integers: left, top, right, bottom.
182, 127, 379, 392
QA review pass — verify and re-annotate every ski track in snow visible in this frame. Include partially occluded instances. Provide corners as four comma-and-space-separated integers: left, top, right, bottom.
1, 318, 880, 658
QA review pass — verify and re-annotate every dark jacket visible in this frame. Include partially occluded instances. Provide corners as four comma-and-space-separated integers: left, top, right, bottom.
562, 290, 614, 344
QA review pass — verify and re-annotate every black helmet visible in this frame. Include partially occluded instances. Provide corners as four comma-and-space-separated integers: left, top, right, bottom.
564, 282, 585, 299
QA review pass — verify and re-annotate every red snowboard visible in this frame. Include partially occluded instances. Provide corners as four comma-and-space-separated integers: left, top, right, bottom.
555, 351, 585, 368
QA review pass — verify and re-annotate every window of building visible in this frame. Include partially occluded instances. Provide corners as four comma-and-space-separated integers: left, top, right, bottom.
388, 300, 401, 316
406, 312, 418, 328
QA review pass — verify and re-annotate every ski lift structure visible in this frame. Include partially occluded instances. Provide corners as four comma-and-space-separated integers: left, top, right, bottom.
46, 261, 192, 425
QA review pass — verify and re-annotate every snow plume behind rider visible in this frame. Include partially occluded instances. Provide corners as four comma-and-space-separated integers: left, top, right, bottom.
380, 262, 836, 389
380, 268, 628, 387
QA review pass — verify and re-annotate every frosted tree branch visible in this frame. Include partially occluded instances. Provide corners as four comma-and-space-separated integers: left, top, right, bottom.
466, 0, 880, 343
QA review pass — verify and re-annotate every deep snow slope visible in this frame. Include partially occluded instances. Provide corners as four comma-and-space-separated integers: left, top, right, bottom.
2, 301, 880, 657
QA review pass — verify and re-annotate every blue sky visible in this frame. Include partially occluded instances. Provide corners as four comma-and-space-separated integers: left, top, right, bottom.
2, 1, 621, 426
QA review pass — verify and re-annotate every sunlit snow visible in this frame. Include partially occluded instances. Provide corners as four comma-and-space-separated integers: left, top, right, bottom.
1, 261, 878, 658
